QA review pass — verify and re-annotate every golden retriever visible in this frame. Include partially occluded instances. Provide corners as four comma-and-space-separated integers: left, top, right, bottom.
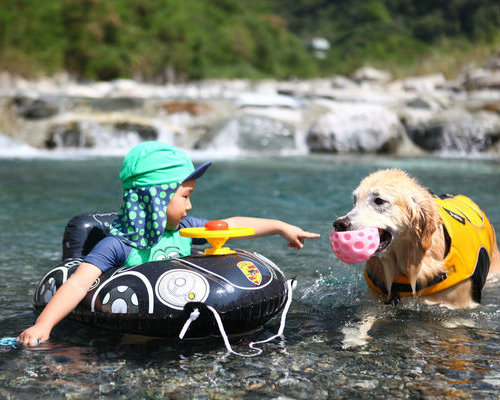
333, 169, 500, 309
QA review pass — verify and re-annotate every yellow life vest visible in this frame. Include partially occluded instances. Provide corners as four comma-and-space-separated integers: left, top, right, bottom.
365, 194, 496, 302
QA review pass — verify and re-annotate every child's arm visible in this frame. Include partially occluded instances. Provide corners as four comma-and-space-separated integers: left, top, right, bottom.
223, 217, 320, 249
17, 262, 102, 347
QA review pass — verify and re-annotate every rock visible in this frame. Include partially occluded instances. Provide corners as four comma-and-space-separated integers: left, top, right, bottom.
309, 88, 402, 105
13, 96, 58, 119
114, 122, 158, 141
351, 66, 392, 85
306, 104, 404, 153
195, 114, 296, 153
159, 101, 212, 115
462, 89, 500, 110
349, 379, 378, 390
0, 71, 20, 96
235, 92, 301, 109
277, 79, 334, 98
463, 68, 500, 90
89, 97, 144, 111
405, 96, 444, 111
404, 109, 500, 153
482, 54, 500, 70
400, 74, 447, 93
45, 122, 94, 149
45, 119, 159, 149
480, 102, 500, 114
330, 75, 358, 89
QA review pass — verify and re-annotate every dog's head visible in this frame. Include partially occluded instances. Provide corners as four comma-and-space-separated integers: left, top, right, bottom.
333, 169, 441, 260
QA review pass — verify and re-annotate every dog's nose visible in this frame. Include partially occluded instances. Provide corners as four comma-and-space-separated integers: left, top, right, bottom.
333, 217, 351, 232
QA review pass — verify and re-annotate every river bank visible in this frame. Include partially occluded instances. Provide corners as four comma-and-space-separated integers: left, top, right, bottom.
1, 53, 499, 158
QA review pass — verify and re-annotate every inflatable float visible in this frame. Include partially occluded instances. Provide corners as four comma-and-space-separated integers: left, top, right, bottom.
33, 213, 292, 341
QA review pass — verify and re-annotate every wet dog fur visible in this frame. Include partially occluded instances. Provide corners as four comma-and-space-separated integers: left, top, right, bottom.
334, 169, 500, 309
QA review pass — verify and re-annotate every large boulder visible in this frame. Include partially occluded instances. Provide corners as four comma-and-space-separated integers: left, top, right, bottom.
403, 108, 500, 154
306, 104, 404, 153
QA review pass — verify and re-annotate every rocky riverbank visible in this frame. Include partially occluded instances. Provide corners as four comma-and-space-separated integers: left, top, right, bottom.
1, 54, 499, 157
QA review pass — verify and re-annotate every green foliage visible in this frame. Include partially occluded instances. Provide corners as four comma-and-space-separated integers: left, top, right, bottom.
0, 0, 315, 80
260, 0, 500, 77
0, 0, 66, 74
0, 0, 498, 80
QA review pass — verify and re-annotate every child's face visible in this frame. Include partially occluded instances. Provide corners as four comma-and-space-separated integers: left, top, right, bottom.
166, 180, 195, 230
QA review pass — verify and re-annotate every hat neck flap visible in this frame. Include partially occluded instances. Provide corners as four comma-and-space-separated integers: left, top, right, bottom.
110, 183, 179, 249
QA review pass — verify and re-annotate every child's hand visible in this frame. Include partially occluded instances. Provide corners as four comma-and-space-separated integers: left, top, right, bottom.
17, 262, 102, 347
280, 223, 321, 250
17, 324, 50, 347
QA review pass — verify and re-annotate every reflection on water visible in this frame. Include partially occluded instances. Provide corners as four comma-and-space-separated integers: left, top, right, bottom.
0, 155, 499, 398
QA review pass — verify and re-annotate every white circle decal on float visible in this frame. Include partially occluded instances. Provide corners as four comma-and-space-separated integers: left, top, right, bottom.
155, 269, 209, 310
111, 298, 128, 313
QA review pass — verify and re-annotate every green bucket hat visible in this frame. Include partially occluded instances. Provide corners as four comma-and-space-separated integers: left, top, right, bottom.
119, 141, 211, 189
110, 141, 211, 249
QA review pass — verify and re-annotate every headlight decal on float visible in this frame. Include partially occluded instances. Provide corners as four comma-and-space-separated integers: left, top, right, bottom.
155, 269, 210, 310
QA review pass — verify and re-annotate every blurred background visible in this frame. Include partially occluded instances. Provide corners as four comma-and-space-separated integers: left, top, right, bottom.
0, 0, 499, 158
1, 0, 499, 80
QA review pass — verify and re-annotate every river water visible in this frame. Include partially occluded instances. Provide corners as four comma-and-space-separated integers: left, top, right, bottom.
0, 153, 499, 399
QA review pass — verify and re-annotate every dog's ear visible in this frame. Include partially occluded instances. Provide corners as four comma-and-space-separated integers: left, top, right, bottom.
408, 193, 440, 251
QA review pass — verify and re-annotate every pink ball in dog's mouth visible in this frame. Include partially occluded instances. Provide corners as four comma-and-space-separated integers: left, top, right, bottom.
329, 228, 380, 264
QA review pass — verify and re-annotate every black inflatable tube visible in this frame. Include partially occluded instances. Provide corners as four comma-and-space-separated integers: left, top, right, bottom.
34, 213, 289, 338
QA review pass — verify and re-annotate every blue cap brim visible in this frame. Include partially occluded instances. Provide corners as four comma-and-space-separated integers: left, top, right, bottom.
183, 161, 212, 182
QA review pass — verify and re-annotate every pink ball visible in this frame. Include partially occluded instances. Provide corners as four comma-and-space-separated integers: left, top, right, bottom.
329, 228, 380, 264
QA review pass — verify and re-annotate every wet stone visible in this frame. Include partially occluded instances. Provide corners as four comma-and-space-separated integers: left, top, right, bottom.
244, 376, 267, 390
349, 378, 378, 390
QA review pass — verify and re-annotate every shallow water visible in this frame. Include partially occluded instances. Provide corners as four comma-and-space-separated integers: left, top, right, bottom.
1, 155, 499, 399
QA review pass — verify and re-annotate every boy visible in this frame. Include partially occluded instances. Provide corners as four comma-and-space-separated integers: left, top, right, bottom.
18, 142, 320, 346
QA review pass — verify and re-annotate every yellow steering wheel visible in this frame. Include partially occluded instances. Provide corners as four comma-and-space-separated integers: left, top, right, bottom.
180, 220, 255, 255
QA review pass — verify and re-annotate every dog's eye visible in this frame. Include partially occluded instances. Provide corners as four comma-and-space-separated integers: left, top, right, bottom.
374, 197, 387, 206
